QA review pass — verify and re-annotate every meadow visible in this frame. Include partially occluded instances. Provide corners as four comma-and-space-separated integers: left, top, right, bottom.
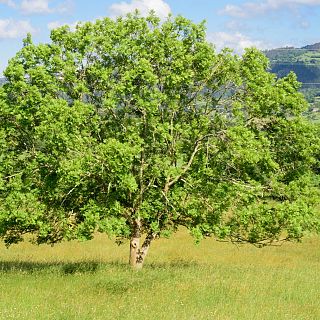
0, 230, 319, 320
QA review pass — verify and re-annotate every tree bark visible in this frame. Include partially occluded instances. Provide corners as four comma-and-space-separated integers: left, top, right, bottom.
129, 219, 141, 268
129, 236, 140, 267
129, 226, 155, 269
135, 232, 154, 269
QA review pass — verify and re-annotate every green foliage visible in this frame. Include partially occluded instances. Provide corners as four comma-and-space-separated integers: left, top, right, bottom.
0, 13, 319, 249
263, 45, 320, 122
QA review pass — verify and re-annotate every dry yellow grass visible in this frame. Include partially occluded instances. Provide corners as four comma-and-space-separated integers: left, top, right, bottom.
0, 230, 319, 320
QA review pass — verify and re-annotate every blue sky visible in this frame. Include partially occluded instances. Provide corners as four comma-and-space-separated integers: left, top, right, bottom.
1, 0, 320, 75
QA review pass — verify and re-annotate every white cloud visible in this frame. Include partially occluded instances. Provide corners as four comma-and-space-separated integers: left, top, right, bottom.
0, 19, 36, 39
207, 31, 269, 54
288, 0, 320, 3
19, 0, 73, 15
56, 0, 73, 14
47, 20, 78, 31
109, 0, 171, 19
220, 3, 270, 18
225, 20, 249, 32
299, 20, 310, 28
220, 0, 320, 18
47, 20, 64, 30
20, 0, 51, 14
0, 0, 16, 7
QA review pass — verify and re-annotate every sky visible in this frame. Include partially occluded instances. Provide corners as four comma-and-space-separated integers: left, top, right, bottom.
0, 0, 320, 75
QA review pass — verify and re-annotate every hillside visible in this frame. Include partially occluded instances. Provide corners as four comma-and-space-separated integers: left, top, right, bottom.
264, 43, 320, 120
264, 44, 320, 83
302, 42, 320, 50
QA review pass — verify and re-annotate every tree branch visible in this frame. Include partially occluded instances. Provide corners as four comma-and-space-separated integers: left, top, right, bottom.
164, 139, 202, 193
136, 231, 157, 264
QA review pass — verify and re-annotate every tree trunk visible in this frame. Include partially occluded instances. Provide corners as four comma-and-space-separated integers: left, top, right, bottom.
135, 232, 154, 269
129, 219, 141, 268
129, 229, 155, 269
129, 236, 140, 268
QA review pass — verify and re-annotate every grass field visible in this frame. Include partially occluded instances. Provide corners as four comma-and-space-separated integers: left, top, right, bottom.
0, 230, 319, 320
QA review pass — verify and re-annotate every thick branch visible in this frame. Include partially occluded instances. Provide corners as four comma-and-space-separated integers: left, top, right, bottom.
129, 218, 141, 267
163, 137, 203, 193
163, 129, 222, 195
136, 232, 156, 268
186, 59, 225, 106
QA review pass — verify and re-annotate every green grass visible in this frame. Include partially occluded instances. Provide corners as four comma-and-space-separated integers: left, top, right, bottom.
0, 231, 319, 320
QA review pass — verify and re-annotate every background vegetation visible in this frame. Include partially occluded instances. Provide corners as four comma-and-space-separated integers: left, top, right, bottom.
264, 43, 320, 83
264, 43, 320, 121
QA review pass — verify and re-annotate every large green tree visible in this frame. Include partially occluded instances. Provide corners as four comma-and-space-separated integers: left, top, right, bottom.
0, 13, 319, 268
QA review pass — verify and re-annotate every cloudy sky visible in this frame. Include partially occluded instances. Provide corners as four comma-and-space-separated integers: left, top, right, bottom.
0, 0, 320, 74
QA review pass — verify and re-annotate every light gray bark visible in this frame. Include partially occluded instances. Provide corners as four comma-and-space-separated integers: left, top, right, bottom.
129, 227, 155, 269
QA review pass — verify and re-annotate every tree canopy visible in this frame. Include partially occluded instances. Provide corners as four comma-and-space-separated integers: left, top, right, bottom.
0, 13, 319, 268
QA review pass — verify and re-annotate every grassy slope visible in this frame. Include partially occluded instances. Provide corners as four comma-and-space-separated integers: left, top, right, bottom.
0, 230, 319, 320
264, 48, 320, 85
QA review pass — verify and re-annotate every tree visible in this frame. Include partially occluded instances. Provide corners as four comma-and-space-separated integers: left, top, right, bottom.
0, 13, 319, 268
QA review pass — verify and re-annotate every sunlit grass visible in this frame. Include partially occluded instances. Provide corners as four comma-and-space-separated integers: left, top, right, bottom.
0, 230, 319, 320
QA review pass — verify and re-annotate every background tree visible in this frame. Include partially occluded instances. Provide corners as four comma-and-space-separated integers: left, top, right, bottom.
0, 13, 319, 268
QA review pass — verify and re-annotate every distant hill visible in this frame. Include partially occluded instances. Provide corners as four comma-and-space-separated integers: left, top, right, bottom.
264, 43, 320, 121
301, 42, 320, 50
264, 43, 320, 84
